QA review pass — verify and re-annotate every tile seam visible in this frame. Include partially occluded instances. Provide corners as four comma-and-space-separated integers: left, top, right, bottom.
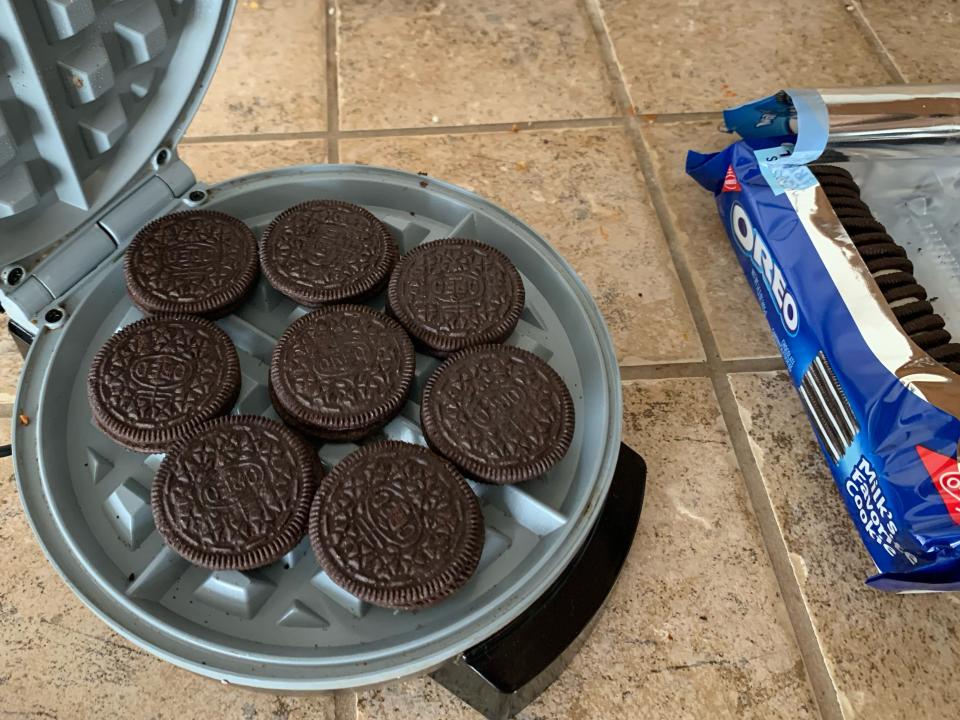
619, 362, 709, 380
325, 0, 340, 162
334, 690, 359, 720
618, 357, 785, 380
637, 111, 725, 124
843, 0, 909, 83
179, 118, 627, 146
580, 0, 843, 717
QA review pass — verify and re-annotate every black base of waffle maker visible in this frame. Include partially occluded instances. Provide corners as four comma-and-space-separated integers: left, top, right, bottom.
431, 444, 646, 719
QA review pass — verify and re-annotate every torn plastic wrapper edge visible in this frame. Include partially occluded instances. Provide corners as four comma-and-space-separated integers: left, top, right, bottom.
687, 86, 960, 591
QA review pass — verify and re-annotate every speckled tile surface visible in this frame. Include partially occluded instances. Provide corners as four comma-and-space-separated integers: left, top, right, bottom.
597, 0, 892, 113
730, 372, 960, 719
188, 0, 326, 137
358, 677, 476, 720
358, 379, 818, 719
179, 139, 328, 184
855, 0, 960, 82
341, 129, 703, 365
642, 120, 780, 360
336, 0, 618, 130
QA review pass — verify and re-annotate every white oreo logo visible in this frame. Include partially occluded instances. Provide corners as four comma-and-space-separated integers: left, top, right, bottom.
730, 203, 799, 335
937, 471, 960, 510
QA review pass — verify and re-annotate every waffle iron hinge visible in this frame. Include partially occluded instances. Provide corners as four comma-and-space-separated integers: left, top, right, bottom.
2, 157, 196, 339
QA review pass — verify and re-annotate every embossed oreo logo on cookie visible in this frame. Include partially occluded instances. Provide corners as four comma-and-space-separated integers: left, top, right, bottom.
279, 308, 408, 407
312, 337, 380, 378
130, 354, 193, 389
428, 267, 486, 309
152, 417, 319, 570
161, 236, 220, 271
124, 210, 258, 317
470, 382, 528, 430
260, 200, 399, 306
387, 238, 524, 357
421, 345, 575, 484
270, 305, 415, 441
309, 441, 484, 609
87, 316, 240, 453
199, 462, 268, 510
361, 485, 424, 548
280, 209, 374, 270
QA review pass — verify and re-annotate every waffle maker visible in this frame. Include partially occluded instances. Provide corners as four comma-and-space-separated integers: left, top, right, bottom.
0, 2, 645, 717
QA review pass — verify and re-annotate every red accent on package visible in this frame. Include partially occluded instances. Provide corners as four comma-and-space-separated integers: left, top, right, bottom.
917, 445, 960, 525
721, 164, 741, 193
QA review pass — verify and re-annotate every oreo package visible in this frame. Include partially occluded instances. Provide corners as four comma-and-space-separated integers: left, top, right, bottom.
687, 85, 960, 591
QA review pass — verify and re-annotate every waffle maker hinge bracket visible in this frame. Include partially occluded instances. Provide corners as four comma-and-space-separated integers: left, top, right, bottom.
1, 157, 196, 338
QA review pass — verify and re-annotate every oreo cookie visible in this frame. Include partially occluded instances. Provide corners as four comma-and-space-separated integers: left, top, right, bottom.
838, 217, 888, 236
817, 163, 960, 375
270, 304, 415, 440
124, 210, 259, 318
849, 232, 894, 250
866, 256, 913, 274
421, 345, 574, 484
825, 197, 872, 214
88, 316, 240, 453
856, 242, 907, 260
260, 200, 399, 307
387, 238, 524, 357
811, 165, 855, 184
309, 441, 484, 609
892, 300, 933, 322
152, 416, 319, 570
902, 313, 946, 335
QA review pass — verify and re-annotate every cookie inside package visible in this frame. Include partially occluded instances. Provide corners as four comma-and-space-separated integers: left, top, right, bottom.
687, 84, 960, 591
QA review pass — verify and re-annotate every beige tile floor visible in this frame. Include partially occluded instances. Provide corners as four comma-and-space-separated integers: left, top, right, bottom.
3, 0, 960, 718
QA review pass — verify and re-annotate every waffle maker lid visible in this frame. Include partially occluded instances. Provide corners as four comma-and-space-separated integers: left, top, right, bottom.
0, 0, 234, 322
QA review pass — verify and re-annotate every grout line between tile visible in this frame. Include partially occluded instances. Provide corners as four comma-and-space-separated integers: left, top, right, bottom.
180, 130, 330, 145
334, 690, 358, 720
637, 111, 725, 125
619, 356, 785, 381
724, 356, 787, 374
179, 118, 628, 147
619, 362, 708, 380
325, 0, 340, 163
581, 0, 843, 717
342, 116, 626, 139
843, 0, 908, 83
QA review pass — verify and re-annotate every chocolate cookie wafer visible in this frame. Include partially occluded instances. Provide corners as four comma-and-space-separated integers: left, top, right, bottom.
810, 164, 855, 182
309, 441, 483, 609
421, 344, 574, 484
816, 177, 861, 199
838, 217, 889, 236
87, 316, 240, 453
152, 416, 319, 570
387, 238, 524, 357
817, 164, 960, 373
260, 200, 398, 307
124, 210, 259, 318
270, 304, 415, 440
824, 197, 872, 214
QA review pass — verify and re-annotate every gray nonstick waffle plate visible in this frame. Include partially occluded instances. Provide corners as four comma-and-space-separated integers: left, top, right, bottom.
13, 164, 622, 690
